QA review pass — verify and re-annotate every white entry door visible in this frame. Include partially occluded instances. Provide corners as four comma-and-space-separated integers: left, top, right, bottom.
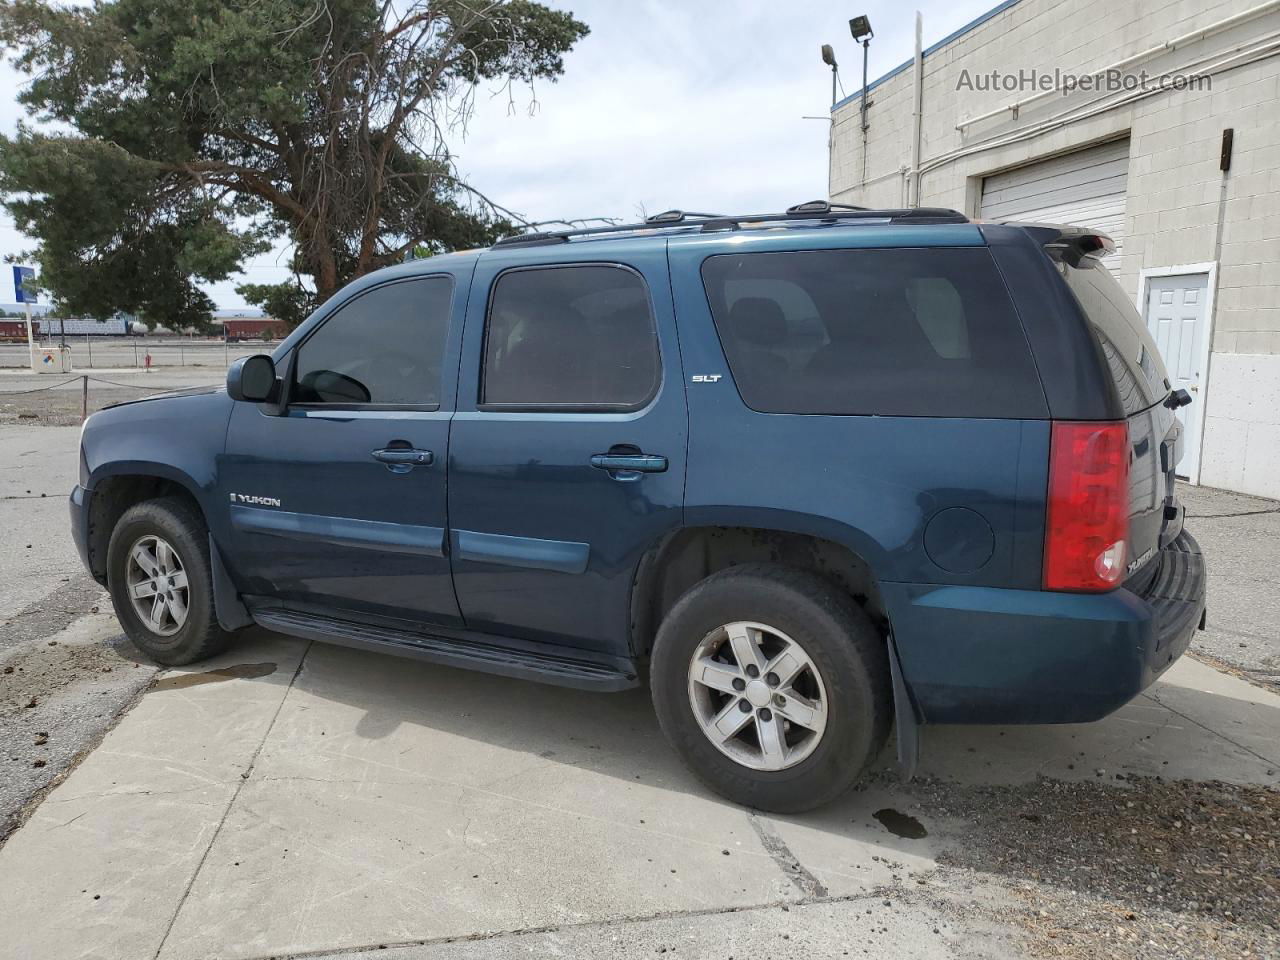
1143, 272, 1210, 481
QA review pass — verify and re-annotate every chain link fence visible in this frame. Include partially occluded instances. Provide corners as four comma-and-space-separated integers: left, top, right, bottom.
0, 337, 280, 370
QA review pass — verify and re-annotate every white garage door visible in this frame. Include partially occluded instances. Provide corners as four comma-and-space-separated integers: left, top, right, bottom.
980, 139, 1130, 271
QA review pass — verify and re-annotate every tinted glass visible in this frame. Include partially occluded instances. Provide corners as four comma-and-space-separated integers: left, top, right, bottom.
293, 277, 452, 406
483, 265, 659, 407
701, 248, 1047, 418
1051, 252, 1169, 415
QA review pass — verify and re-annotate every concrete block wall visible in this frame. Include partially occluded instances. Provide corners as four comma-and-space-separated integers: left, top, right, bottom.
830, 0, 1280, 499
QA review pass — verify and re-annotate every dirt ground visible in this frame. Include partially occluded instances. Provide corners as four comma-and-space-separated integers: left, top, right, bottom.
907, 774, 1279, 959
0, 380, 179, 426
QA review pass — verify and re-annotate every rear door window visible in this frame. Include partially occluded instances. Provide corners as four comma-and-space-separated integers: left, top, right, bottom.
700, 247, 1047, 418
1050, 252, 1169, 415
482, 264, 660, 409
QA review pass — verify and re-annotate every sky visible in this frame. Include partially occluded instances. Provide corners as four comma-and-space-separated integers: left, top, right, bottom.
0, 0, 997, 311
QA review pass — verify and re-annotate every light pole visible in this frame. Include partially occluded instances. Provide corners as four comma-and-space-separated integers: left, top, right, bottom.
821, 43, 839, 106
849, 15, 874, 133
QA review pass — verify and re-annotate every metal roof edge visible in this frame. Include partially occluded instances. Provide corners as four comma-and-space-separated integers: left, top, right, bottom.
831, 0, 1023, 113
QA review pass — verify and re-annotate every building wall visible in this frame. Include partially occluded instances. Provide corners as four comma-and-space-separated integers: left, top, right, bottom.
830, 0, 1280, 499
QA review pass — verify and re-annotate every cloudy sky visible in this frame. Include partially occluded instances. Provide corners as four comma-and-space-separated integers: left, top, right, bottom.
0, 0, 996, 310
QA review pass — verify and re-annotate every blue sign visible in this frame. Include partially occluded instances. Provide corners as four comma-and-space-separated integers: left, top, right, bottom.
13, 266, 37, 304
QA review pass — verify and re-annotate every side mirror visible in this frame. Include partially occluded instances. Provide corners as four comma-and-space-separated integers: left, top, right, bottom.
227, 354, 277, 403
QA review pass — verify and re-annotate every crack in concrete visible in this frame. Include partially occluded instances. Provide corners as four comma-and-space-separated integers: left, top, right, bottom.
1189, 507, 1280, 520
1146, 689, 1280, 768
41, 784, 225, 805
150, 641, 313, 960
229, 886, 905, 960
747, 813, 829, 899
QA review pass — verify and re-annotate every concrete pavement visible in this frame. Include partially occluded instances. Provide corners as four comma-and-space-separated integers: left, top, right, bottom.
0, 627, 1275, 960
0, 423, 85, 621
1179, 483, 1280, 687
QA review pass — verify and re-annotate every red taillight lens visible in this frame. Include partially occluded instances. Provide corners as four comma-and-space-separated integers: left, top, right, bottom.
1044, 421, 1130, 592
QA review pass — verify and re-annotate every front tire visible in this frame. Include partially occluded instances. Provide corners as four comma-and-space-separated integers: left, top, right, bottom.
650, 564, 891, 813
107, 497, 231, 666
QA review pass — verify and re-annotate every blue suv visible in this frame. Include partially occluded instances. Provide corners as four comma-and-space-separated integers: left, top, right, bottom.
69, 203, 1206, 811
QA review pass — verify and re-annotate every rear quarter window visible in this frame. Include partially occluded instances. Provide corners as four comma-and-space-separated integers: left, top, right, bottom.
700, 247, 1048, 418
1051, 253, 1169, 415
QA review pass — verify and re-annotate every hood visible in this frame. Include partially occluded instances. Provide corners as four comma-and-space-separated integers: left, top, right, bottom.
102, 384, 224, 411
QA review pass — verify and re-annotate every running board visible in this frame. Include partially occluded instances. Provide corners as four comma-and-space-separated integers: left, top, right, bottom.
251, 608, 639, 692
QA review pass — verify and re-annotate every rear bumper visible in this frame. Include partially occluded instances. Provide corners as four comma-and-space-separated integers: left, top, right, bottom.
886, 530, 1206, 724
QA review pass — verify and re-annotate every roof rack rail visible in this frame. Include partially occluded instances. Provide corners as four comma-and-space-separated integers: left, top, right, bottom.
784, 200, 870, 214
491, 204, 968, 248
643, 209, 726, 224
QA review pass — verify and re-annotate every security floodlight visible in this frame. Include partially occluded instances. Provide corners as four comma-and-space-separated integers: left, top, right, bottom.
849, 15, 873, 41
849, 15, 874, 132
820, 44, 840, 105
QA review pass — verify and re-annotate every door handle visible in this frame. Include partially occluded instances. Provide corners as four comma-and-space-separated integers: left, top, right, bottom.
590, 453, 667, 474
373, 448, 433, 468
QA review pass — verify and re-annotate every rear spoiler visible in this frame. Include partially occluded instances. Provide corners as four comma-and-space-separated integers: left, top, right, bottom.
1004, 222, 1116, 267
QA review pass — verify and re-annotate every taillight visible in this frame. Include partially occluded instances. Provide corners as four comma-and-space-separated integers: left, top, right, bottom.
1044, 421, 1130, 591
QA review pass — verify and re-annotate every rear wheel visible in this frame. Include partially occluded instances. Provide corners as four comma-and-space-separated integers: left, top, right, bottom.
107, 497, 231, 665
650, 564, 890, 812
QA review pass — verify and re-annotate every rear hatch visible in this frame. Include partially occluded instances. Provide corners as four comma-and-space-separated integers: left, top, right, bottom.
1047, 246, 1181, 590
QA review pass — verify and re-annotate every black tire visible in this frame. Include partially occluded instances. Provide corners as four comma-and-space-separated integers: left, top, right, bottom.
650, 564, 891, 813
106, 496, 232, 666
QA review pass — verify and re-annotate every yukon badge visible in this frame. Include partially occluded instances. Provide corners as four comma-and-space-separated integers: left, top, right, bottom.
1126, 546, 1155, 575
230, 492, 282, 508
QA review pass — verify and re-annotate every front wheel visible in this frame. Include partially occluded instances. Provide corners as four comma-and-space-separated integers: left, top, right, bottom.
107, 497, 232, 666
650, 564, 891, 812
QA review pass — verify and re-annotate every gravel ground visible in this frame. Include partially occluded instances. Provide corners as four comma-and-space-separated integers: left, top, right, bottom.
901, 774, 1280, 959
0, 596, 160, 842
0, 381, 173, 426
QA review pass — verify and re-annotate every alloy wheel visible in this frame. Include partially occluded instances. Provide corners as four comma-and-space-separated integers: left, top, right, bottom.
686, 620, 829, 771
125, 534, 190, 637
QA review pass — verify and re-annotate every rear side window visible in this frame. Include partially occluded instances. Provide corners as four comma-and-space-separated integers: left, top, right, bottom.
700, 248, 1047, 418
293, 277, 452, 406
1051, 253, 1169, 415
482, 265, 660, 409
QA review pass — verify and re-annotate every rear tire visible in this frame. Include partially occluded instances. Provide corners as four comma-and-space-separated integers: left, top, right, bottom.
650, 564, 890, 812
107, 497, 232, 666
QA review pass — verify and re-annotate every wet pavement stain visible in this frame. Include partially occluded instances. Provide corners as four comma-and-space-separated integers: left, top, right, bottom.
873, 807, 928, 839
150, 662, 277, 692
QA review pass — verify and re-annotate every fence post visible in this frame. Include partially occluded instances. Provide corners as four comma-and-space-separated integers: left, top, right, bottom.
85, 333, 93, 368
81, 375, 88, 424
181, 342, 185, 366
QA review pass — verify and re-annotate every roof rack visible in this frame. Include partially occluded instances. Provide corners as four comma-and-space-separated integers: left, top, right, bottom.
491, 201, 969, 248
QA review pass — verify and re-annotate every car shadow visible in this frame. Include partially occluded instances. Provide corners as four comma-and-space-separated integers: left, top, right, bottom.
115, 625, 1280, 865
